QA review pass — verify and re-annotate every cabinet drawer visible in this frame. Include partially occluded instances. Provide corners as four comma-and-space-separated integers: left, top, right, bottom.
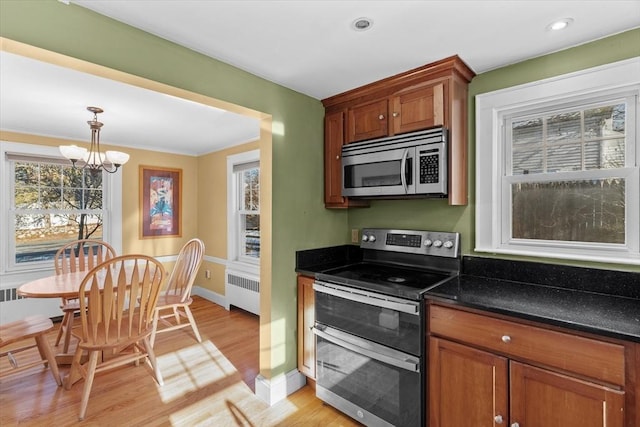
429, 305, 625, 386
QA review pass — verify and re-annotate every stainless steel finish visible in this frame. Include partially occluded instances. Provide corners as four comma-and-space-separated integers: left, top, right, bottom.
341, 127, 447, 198
501, 335, 511, 343
313, 324, 420, 372
495, 415, 504, 424
360, 228, 461, 258
400, 148, 409, 193
314, 281, 420, 315
316, 384, 394, 427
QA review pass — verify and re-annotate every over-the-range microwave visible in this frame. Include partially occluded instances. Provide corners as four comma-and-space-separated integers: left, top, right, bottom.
341, 126, 448, 198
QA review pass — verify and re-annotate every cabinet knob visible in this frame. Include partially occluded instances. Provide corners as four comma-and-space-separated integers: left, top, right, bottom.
336, 155, 340, 160
393, 112, 399, 117
378, 114, 385, 120
494, 415, 504, 424
511, 423, 520, 427
501, 335, 511, 343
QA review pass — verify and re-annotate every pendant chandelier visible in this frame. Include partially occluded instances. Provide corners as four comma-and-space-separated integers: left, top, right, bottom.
59, 106, 130, 174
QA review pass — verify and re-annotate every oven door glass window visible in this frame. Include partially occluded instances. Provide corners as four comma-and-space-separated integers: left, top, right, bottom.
316, 332, 421, 427
315, 286, 421, 355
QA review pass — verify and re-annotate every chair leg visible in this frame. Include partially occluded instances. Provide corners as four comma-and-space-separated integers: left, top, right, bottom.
142, 337, 163, 386
150, 308, 160, 348
54, 311, 70, 346
172, 307, 180, 324
78, 351, 100, 421
34, 334, 62, 386
183, 305, 202, 343
65, 346, 85, 390
61, 312, 75, 353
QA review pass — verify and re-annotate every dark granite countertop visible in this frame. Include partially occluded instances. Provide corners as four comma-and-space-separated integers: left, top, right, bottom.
425, 275, 640, 343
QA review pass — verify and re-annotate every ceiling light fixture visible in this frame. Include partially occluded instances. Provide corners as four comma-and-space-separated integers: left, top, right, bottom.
352, 17, 373, 32
547, 18, 574, 31
59, 106, 130, 175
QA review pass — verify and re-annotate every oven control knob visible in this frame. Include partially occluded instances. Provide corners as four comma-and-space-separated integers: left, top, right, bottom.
433, 240, 443, 248
424, 239, 433, 247
443, 241, 454, 249
368, 235, 376, 242
362, 235, 369, 242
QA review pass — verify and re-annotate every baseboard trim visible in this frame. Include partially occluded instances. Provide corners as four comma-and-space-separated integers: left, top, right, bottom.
192, 286, 226, 308
255, 369, 307, 406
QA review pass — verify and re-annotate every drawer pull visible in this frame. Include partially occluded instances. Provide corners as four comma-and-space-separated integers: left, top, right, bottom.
494, 415, 504, 424
501, 335, 511, 343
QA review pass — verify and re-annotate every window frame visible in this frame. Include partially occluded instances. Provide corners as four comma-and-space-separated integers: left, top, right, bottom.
475, 57, 640, 265
0, 141, 122, 278
226, 149, 260, 273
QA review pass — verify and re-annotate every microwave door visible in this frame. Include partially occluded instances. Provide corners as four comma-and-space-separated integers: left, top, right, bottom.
342, 147, 413, 197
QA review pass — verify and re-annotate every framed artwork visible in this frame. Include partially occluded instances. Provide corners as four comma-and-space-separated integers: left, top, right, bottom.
140, 166, 182, 238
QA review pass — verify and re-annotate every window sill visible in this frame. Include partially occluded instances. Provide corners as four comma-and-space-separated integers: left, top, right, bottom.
474, 246, 640, 266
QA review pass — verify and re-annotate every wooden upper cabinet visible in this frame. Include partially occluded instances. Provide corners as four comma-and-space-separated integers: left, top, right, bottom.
322, 55, 474, 207
348, 82, 445, 143
392, 82, 444, 135
324, 110, 369, 208
348, 98, 388, 142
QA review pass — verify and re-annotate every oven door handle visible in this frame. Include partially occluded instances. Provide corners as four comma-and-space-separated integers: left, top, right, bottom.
313, 281, 419, 315
313, 325, 420, 373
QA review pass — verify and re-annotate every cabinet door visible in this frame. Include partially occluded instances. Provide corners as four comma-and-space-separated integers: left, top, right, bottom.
429, 337, 508, 427
297, 275, 316, 378
324, 110, 347, 206
510, 361, 624, 427
324, 111, 369, 208
392, 82, 444, 135
347, 98, 388, 142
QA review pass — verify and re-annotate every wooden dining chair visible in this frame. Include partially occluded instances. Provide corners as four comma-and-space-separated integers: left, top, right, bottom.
150, 238, 205, 347
54, 239, 116, 353
0, 315, 62, 386
64, 254, 165, 420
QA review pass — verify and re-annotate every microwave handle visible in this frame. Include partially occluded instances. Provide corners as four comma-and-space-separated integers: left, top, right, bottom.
400, 148, 409, 193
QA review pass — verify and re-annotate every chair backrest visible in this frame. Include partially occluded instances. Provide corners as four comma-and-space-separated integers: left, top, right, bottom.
165, 238, 205, 303
77, 255, 165, 346
54, 239, 116, 275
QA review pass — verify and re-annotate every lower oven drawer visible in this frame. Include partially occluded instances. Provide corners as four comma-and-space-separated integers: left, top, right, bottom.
314, 324, 422, 427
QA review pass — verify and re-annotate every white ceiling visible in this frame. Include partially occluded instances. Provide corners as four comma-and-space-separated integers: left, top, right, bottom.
2, 0, 639, 155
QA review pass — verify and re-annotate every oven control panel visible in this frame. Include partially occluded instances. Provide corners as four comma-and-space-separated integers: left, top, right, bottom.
360, 228, 460, 257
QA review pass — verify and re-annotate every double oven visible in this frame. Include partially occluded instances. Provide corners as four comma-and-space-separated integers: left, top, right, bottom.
312, 228, 461, 427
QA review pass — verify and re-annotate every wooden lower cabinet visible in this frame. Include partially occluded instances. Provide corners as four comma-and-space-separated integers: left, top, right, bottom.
428, 304, 629, 427
297, 275, 315, 379
510, 361, 624, 427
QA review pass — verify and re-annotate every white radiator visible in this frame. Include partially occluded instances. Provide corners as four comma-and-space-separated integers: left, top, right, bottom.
225, 269, 260, 315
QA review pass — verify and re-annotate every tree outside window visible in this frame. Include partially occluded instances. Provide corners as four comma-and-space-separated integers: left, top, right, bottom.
12, 160, 104, 264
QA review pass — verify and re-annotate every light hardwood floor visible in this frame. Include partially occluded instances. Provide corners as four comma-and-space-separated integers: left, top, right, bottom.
0, 296, 361, 426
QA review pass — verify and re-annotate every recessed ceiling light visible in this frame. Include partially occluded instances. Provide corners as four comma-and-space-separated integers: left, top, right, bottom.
352, 17, 373, 32
547, 18, 574, 31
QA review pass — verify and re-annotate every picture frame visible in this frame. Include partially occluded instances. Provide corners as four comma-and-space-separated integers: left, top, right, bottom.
139, 165, 182, 238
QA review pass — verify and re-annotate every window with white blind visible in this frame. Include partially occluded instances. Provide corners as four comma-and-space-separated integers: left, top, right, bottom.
476, 58, 640, 265
1, 141, 121, 274
227, 150, 260, 267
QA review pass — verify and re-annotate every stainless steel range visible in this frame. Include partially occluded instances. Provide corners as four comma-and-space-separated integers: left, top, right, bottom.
312, 228, 460, 427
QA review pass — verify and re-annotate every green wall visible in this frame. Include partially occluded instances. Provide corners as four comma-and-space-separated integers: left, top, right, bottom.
349, 28, 640, 272
0, 0, 349, 379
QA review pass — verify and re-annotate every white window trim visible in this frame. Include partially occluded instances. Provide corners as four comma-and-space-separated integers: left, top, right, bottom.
226, 149, 260, 275
0, 141, 123, 283
476, 57, 640, 265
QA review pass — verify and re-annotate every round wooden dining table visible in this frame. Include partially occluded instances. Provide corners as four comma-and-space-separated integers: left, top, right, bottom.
18, 271, 90, 300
